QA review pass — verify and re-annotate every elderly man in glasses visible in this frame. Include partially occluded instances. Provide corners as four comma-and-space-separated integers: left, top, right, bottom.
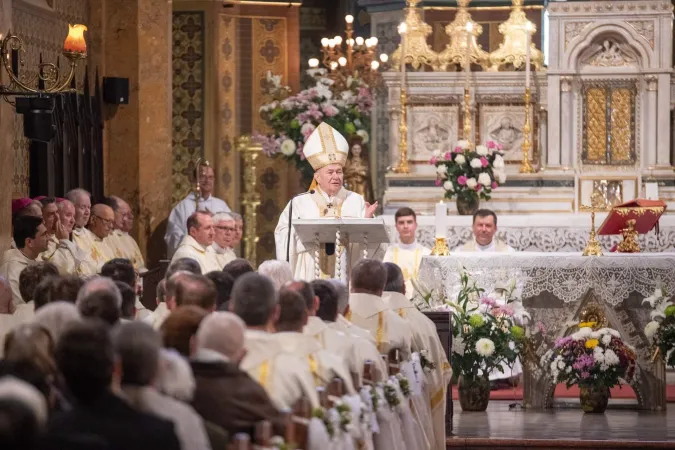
211, 212, 237, 269
72, 203, 117, 272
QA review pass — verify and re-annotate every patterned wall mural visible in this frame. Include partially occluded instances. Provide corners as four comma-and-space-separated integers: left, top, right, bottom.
172, 11, 206, 206
217, 15, 236, 208
11, 0, 89, 196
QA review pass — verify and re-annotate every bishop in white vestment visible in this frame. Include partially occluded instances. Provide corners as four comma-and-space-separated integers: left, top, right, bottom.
383, 207, 431, 299
165, 164, 230, 258
274, 123, 379, 281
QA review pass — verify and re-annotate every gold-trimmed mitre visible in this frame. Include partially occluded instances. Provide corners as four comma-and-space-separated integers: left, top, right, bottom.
304, 122, 349, 171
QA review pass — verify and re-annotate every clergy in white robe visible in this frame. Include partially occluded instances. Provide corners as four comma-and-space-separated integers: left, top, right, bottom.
1, 217, 49, 306
348, 259, 413, 359
274, 122, 380, 281
165, 163, 230, 258
102, 195, 147, 272
170, 211, 221, 274
72, 205, 117, 273
383, 207, 431, 299
211, 212, 237, 269
453, 209, 515, 253
382, 263, 453, 450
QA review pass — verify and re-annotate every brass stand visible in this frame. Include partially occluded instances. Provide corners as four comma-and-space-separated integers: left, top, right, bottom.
617, 219, 640, 253
463, 87, 473, 146
392, 87, 410, 173
519, 87, 535, 173
430, 237, 450, 256
236, 136, 261, 267
580, 195, 603, 256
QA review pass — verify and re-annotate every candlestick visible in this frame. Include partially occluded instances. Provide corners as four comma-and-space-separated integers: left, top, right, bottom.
435, 201, 446, 238
525, 23, 532, 89
11, 48, 18, 75
519, 87, 535, 173
399, 22, 407, 86
464, 22, 472, 91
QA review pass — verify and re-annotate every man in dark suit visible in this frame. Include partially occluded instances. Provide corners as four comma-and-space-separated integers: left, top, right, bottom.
41, 319, 180, 450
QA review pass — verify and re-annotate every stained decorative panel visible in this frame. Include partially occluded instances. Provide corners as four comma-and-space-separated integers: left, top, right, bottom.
172, 11, 206, 206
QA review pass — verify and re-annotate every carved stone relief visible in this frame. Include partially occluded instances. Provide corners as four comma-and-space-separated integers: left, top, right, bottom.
479, 105, 533, 162
408, 105, 459, 161
564, 21, 592, 50
626, 20, 655, 49
583, 39, 638, 68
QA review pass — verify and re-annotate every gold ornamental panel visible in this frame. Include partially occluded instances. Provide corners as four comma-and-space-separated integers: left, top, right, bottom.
583, 87, 607, 163
609, 88, 632, 163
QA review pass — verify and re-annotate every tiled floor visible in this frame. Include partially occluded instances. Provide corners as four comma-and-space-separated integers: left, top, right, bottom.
446, 400, 675, 449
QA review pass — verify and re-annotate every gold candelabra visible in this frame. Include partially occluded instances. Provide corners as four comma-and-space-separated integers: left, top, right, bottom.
0, 24, 87, 95
392, 87, 409, 173
463, 87, 473, 146
580, 193, 604, 256
519, 88, 535, 173
308, 15, 384, 88
237, 136, 262, 268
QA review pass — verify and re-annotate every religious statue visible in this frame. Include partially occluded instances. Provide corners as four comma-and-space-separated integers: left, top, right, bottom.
343, 137, 374, 203
489, 116, 522, 152
617, 219, 640, 253
589, 40, 635, 67
413, 115, 452, 155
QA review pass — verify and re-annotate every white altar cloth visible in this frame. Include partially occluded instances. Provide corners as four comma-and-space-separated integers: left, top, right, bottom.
417, 252, 675, 306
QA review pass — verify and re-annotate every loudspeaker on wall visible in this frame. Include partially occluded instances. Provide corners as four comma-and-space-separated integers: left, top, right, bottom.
102, 77, 129, 104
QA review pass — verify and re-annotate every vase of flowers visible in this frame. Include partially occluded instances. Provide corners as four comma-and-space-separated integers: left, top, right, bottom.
257, 70, 373, 188
431, 140, 507, 216
448, 268, 525, 411
642, 288, 675, 367
544, 324, 636, 414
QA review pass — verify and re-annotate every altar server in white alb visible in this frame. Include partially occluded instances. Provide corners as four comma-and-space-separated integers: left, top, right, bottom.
274, 122, 379, 281
165, 162, 230, 257
383, 207, 431, 299
453, 209, 515, 253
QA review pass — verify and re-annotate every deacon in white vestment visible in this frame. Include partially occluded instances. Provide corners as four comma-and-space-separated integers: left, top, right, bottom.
0, 217, 49, 306
347, 259, 413, 359
453, 209, 515, 253
211, 212, 237, 269
170, 211, 221, 274
383, 263, 453, 450
383, 207, 431, 299
274, 122, 380, 281
165, 163, 230, 257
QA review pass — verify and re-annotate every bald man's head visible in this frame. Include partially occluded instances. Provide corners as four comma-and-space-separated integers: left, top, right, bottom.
89, 204, 114, 239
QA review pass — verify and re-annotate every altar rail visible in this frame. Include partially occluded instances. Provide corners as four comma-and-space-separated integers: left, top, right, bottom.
382, 213, 675, 252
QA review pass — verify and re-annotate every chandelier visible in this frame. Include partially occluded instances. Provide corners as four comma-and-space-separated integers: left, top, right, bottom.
308, 15, 388, 87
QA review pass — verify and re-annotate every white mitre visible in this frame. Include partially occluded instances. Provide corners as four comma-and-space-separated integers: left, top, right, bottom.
304, 122, 349, 171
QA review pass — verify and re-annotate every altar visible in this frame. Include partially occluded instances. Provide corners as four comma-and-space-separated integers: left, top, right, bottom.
417, 253, 675, 410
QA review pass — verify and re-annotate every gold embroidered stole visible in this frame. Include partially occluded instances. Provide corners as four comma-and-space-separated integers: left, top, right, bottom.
392, 245, 422, 282
310, 188, 349, 278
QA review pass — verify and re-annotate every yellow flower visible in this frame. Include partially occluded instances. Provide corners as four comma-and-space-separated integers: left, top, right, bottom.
585, 339, 599, 349
579, 321, 597, 328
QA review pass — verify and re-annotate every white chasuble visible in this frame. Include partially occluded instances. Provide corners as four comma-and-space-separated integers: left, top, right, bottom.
383, 291, 452, 450
41, 235, 98, 277
170, 235, 221, 274
0, 249, 37, 306
454, 238, 515, 253
107, 230, 147, 271
383, 242, 431, 299
72, 228, 116, 273
274, 187, 383, 281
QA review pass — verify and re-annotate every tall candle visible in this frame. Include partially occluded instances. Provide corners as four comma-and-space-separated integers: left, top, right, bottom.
525, 26, 532, 89
435, 201, 446, 238
464, 23, 472, 90
399, 23, 407, 87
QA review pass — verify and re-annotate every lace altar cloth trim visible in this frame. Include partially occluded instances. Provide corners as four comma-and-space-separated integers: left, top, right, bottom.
417, 252, 675, 306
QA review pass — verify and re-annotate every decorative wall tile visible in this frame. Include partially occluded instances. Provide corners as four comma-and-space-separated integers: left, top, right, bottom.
172, 11, 205, 206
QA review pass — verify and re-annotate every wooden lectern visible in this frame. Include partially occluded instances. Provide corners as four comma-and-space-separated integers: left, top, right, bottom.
597, 199, 667, 253
293, 218, 391, 282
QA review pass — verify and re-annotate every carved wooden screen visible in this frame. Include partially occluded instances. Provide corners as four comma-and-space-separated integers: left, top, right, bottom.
581, 81, 637, 165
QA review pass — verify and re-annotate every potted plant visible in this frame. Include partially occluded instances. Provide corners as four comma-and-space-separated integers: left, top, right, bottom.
544, 324, 636, 413
430, 140, 507, 215
256, 70, 373, 188
447, 269, 523, 411
643, 288, 675, 367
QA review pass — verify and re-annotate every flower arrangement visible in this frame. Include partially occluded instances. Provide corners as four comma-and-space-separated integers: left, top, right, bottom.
430, 140, 507, 203
642, 288, 675, 366
543, 325, 636, 391
257, 69, 373, 183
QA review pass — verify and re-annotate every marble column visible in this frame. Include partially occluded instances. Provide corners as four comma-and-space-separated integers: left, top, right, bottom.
0, 0, 13, 252
644, 75, 658, 167
559, 76, 574, 167
546, 75, 561, 167
656, 74, 671, 166
89, 0, 172, 265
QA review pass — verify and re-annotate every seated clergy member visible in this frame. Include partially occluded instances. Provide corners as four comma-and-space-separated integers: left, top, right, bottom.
274, 122, 379, 281
211, 212, 237, 268
383, 207, 431, 299
230, 273, 319, 409
103, 196, 147, 272
191, 312, 283, 437
230, 212, 243, 254
165, 162, 230, 258
454, 209, 515, 253
328, 279, 375, 344
279, 283, 355, 393
41, 199, 98, 277
383, 263, 452, 450
310, 279, 388, 383
72, 204, 117, 271
1, 216, 49, 306
257, 259, 293, 291
66, 188, 92, 237
171, 211, 221, 274
348, 259, 412, 358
